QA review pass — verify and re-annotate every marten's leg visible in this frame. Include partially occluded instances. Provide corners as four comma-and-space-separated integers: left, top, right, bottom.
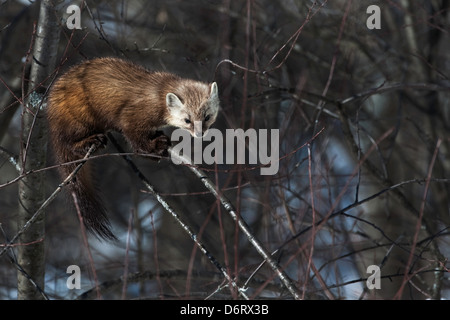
72, 133, 108, 157
50, 131, 115, 240
149, 131, 171, 156
124, 129, 171, 158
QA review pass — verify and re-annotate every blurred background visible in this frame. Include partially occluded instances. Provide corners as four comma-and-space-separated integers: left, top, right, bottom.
0, 0, 449, 299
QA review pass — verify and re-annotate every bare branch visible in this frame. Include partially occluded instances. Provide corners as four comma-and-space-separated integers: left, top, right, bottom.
169, 148, 302, 300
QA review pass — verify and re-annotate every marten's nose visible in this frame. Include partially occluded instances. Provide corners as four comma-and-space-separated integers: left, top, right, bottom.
194, 121, 203, 138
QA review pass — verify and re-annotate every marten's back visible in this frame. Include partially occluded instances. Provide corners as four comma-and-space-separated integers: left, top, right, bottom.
47, 58, 177, 138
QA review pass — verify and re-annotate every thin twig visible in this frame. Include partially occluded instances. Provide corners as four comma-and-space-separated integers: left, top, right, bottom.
121, 210, 134, 300
339, 82, 450, 105
395, 138, 443, 299
0, 225, 48, 300
313, 0, 351, 135
214, 1, 327, 78
72, 189, 102, 300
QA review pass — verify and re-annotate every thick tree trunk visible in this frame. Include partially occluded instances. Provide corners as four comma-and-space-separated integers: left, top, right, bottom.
17, 0, 61, 300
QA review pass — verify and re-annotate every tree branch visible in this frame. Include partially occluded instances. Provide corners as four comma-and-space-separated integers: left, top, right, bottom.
106, 133, 250, 300
169, 148, 302, 300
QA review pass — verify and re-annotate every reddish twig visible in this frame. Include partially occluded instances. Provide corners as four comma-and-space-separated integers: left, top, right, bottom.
395, 138, 442, 299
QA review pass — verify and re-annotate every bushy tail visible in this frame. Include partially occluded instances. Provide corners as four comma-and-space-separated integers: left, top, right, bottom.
60, 151, 116, 240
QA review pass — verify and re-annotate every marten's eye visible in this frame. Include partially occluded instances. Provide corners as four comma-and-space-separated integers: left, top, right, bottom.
185, 118, 191, 124
204, 115, 211, 122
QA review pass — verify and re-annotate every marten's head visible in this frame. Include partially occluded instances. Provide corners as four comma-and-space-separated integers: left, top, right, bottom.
166, 81, 219, 138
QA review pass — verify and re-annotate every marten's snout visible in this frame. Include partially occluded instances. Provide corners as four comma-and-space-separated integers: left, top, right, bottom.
193, 121, 205, 138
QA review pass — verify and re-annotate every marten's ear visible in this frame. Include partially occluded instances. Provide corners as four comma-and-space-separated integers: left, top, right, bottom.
166, 93, 184, 110
209, 82, 218, 100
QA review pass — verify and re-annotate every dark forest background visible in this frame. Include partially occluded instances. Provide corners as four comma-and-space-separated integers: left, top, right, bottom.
0, 0, 449, 300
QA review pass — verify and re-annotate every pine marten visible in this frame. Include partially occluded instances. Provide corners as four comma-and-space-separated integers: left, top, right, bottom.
47, 57, 219, 239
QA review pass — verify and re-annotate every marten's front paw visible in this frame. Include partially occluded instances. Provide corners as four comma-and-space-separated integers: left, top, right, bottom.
150, 130, 165, 139
135, 134, 170, 159
85, 134, 108, 151
74, 134, 108, 156
153, 134, 171, 157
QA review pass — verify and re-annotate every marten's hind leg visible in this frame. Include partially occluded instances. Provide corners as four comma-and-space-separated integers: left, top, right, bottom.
53, 132, 115, 240
72, 133, 108, 157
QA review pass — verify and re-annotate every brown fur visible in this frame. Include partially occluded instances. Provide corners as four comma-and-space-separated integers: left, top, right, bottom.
47, 57, 219, 239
